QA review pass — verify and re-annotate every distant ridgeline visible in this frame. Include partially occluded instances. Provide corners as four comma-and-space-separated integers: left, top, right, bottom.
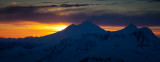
0, 21, 160, 62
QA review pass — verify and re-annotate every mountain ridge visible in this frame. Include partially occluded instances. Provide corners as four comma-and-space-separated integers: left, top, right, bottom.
61, 21, 106, 34
0, 21, 160, 62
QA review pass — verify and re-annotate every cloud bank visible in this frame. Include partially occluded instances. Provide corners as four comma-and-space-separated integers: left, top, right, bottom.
0, 4, 160, 26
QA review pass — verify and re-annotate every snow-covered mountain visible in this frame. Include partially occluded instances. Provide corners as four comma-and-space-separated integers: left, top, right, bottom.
0, 21, 160, 62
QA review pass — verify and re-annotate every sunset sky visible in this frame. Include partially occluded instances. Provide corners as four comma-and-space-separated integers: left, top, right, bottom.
0, 0, 160, 38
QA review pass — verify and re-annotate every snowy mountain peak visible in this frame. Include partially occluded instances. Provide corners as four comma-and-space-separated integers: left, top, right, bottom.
136, 27, 155, 37
65, 24, 77, 29
60, 24, 78, 33
69, 24, 77, 27
1, 22, 160, 62
78, 21, 106, 33
140, 27, 152, 32
118, 24, 138, 33
61, 21, 106, 34
133, 27, 159, 48
124, 23, 137, 30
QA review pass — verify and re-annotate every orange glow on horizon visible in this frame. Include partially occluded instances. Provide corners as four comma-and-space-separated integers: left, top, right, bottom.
10, 2, 17, 5
101, 26, 160, 37
0, 21, 69, 38
0, 22, 160, 38
101, 26, 124, 31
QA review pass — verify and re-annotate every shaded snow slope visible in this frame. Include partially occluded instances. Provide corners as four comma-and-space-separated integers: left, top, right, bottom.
0, 21, 160, 62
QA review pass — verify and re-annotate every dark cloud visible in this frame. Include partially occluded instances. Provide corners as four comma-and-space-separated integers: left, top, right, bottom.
60, 4, 89, 7
62, 2, 70, 3
106, 3, 120, 5
61, 8, 87, 12
139, 0, 160, 2
0, 5, 160, 26
41, 3, 91, 8
44, 3, 91, 8
0, 5, 58, 14
0, 6, 88, 23
43, 2, 53, 3
87, 13, 160, 26
95, 0, 107, 1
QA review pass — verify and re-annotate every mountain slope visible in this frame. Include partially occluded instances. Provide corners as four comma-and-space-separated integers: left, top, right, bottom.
0, 21, 160, 62
132, 27, 160, 48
